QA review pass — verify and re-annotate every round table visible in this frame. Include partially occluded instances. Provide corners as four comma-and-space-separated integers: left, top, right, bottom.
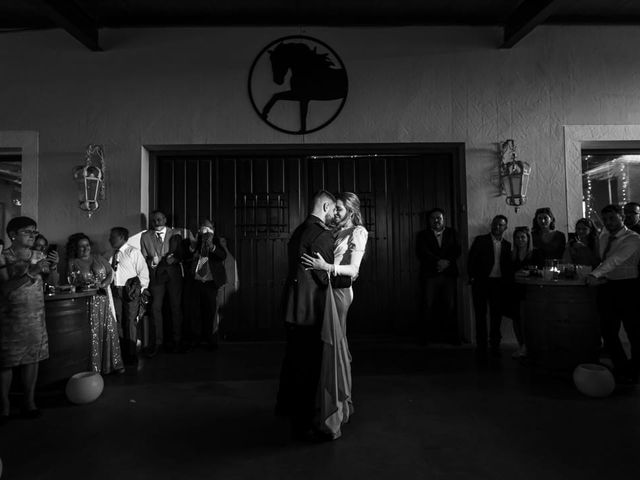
517, 276, 601, 372
38, 290, 96, 385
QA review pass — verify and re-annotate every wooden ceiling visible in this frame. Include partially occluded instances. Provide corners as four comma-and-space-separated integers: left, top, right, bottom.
1, 0, 640, 51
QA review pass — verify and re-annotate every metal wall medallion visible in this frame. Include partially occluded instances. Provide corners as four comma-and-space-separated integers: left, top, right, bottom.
248, 35, 348, 135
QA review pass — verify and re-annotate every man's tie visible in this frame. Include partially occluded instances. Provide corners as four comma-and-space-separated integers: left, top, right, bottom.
602, 235, 616, 261
156, 231, 163, 243
111, 249, 120, 272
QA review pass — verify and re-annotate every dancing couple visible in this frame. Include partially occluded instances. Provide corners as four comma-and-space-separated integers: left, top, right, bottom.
276, 190, 368, 442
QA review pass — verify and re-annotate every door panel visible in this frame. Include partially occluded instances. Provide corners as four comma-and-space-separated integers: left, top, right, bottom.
154, 148, 462, 339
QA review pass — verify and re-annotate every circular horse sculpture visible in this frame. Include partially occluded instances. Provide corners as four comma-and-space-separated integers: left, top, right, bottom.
252, 37, 348, 134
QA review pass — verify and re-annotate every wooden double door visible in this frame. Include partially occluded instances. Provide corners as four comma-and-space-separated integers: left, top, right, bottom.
152, 144, 466, 339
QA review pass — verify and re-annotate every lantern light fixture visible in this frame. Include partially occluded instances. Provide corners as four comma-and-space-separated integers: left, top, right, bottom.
499, 139, 531, 213
73, 144, 106, 218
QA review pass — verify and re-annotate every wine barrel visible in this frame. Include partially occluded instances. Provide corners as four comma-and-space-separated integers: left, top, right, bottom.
38, 292, 94, 385
519, 278, 601, 372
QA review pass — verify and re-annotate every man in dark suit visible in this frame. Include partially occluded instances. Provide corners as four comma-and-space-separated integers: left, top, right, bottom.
276, 190, 337, 441
468, 215, 512, 357
140, 210, 184, 356
416, 207, 462, 345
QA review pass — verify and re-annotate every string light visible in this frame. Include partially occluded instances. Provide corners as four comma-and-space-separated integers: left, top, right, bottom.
621, 163, 629, 204
585, 175, 594, 219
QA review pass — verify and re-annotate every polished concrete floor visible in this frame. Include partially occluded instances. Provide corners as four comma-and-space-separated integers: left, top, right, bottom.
1, 339, 639, 480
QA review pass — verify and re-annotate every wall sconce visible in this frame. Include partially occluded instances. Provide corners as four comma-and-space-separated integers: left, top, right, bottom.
73, 144, 105, 218
499, 139, 531, 212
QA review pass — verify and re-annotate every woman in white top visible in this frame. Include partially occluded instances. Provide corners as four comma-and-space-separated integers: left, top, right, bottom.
301, 192, 368, 440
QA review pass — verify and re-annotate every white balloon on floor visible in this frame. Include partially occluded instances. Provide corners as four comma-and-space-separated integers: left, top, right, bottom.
573, 363, 615, 398
65, 372, 104, 405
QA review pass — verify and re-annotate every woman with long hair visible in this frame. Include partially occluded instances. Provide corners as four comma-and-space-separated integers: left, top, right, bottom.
562, 218, 600, 268
66, 233, 124, 374
301, 192, 368, 440
507, 226, 541, 358
531, 207, 566, 261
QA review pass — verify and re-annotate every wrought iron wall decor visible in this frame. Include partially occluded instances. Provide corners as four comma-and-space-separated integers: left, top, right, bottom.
499, 139, 531, 213
248, 35, 348, 135
73, 144, 106, 218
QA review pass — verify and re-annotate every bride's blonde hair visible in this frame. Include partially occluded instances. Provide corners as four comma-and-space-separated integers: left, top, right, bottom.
337, 192, 363, 226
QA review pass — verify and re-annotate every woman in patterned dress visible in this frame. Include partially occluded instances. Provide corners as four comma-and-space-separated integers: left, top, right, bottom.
0, 217, 55, 424
301, 192, 369, 440
66, 233, 124, 374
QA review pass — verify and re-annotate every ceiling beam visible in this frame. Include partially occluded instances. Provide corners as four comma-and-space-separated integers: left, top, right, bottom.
501, 0, 560, 49
35, 0, 101, 51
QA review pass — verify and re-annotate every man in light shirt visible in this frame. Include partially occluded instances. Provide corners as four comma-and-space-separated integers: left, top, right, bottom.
587, 204, 640, 384
109, 227, 150, 365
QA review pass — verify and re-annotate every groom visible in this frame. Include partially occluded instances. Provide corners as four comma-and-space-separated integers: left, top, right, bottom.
276, 190, 337, 441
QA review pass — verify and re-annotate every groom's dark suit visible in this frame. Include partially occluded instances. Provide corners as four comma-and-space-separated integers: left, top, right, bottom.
277, 215, 335, 435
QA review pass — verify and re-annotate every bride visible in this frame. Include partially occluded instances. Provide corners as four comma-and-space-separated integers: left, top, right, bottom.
301, 191, 368, 440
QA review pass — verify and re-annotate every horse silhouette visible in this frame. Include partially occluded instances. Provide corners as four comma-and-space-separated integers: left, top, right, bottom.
261, 42, 347, 133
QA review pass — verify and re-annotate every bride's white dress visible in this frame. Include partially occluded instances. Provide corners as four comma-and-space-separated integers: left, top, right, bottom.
318, 225, 368, 439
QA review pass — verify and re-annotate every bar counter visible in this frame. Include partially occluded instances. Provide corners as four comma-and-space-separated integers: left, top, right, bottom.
38, 290, 96, 385
516, 276, 601, 371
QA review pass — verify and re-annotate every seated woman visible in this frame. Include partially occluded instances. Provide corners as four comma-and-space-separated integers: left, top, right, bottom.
531, 207, 566, 261
32, 233, 60, 286
66, 233, 124, 374
511, 226, 543, 272
0, 217, 51, 424
562, 218, 600, 268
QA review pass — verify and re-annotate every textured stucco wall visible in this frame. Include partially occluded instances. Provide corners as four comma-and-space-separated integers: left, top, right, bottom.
2, 25, 640, 250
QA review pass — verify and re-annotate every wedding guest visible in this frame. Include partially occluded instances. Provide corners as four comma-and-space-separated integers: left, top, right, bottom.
531, 207, 566, 261
562, 218, 600, 268
32, 234, 48, 253
140, 210, 184, 356
0, 217, 50, 424
108, 227, 149, 365
623, 202, 640, 234
32, 233, 60, 286
183, 219, 227, 350
468, 215, 512, 357
507, 226, 539, 359
67, 233, 124, 374
415, 208, 462, 345
586, 204, 640, 384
